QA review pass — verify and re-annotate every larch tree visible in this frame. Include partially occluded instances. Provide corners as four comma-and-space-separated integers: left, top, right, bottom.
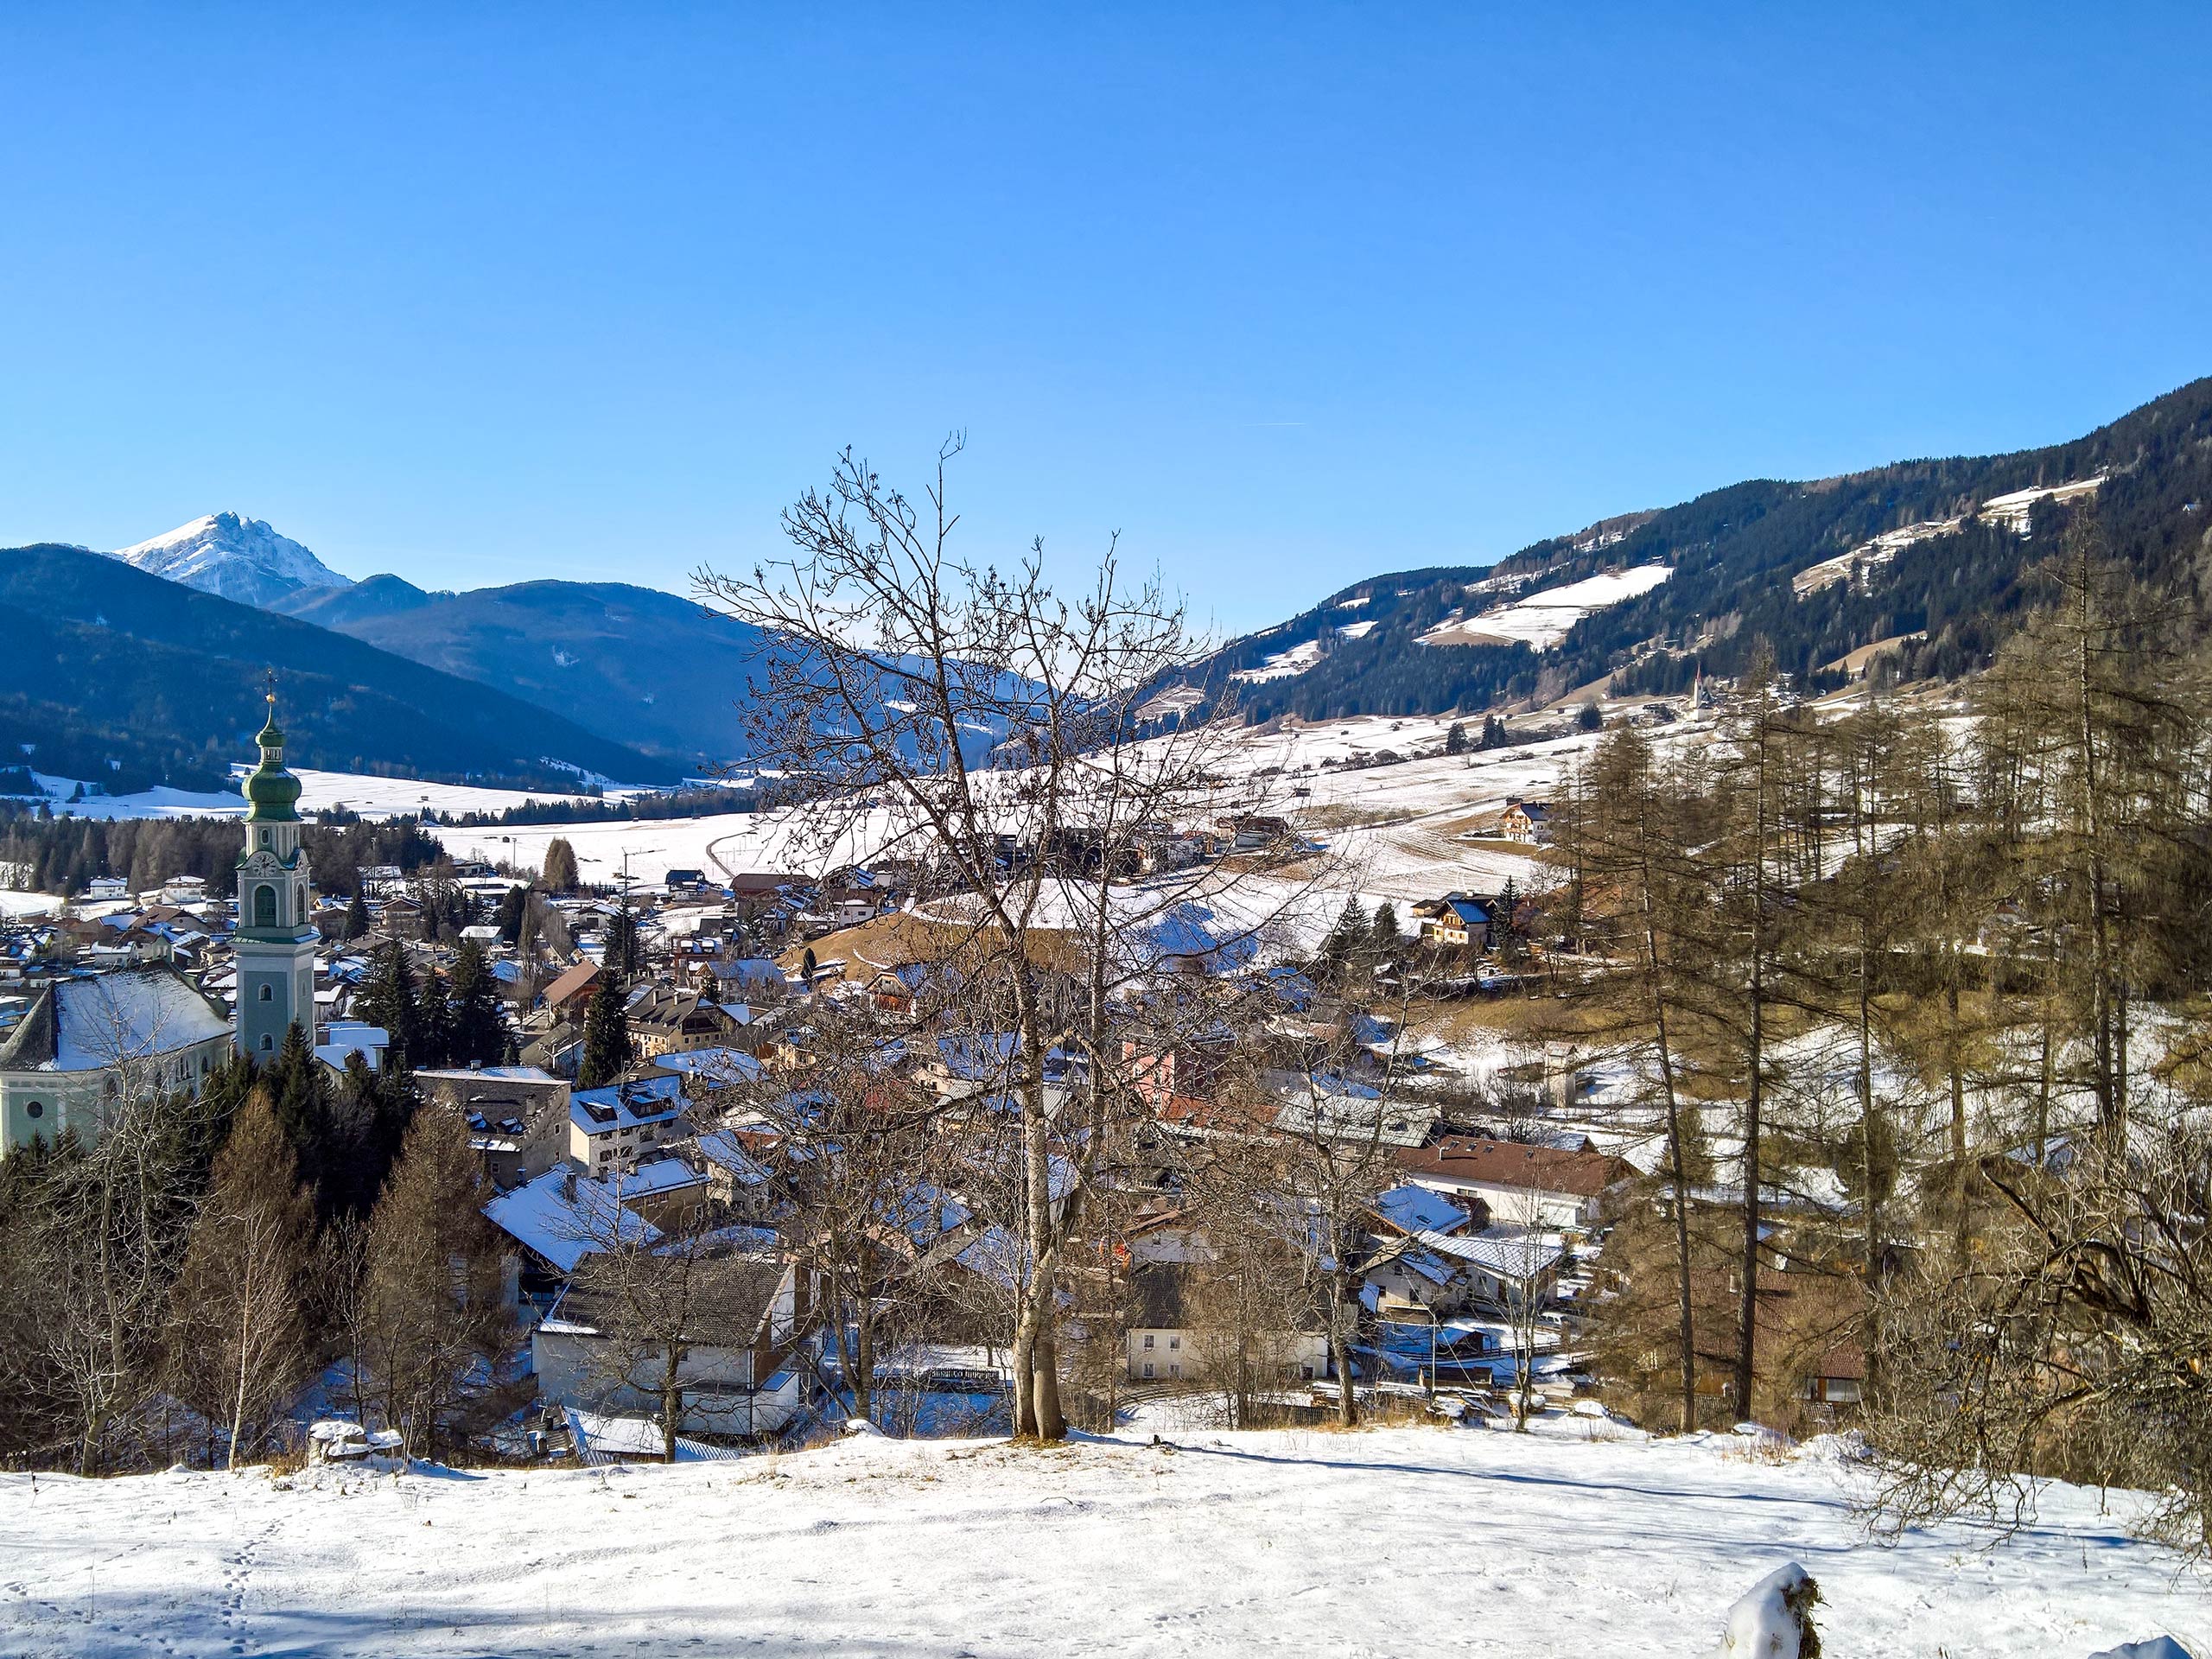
541, 838, 580, 894
165, 1087, 316, 1469
359, 1106, 512, 1461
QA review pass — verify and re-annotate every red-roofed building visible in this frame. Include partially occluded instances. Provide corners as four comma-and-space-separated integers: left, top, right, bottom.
1393, 1136, 1637, 1228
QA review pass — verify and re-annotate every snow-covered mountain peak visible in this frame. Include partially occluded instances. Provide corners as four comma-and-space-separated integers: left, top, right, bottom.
111, 512, 353, 608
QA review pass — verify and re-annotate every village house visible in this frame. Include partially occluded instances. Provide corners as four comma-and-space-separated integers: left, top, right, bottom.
1122, 1260, 1331, 1384
541, 960, 603, 1020
417, 1064, 573, 1186
1412, 892, 1491, 950
569, 1071, 690, 1173
1499, 798, 1552, 845
624, 982, 745, 1058
1394, 1136, 1637, 1230
530, 1252, 813, 1439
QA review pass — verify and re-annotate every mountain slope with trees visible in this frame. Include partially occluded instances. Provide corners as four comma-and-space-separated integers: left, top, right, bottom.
276, 579, 770, 771
1172, 376, 2212, 721
0, 543, 681, 791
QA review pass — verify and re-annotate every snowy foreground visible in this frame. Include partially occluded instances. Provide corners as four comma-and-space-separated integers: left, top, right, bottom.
0, 1426, 2196, 1657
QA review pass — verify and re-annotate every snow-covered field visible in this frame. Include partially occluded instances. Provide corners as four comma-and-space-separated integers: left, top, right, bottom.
1420, 563, 1672, 651
7, 769, 606, 823
1230, 637, 1325, 683
0, 1426, 2194, 1657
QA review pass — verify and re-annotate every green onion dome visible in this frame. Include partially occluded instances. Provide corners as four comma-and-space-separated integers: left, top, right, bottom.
243, 701, 302, 823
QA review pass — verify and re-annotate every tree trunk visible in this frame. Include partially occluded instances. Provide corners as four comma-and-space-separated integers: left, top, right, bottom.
1733, 718, 1770, 1422
228, 1289, 253, 1471
1637, 836, 1697, 1435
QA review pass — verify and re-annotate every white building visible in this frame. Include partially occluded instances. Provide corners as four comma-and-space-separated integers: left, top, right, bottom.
0, 968, 232, 1155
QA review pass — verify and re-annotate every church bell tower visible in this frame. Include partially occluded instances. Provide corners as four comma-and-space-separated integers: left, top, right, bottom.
235, 686, 319, 1059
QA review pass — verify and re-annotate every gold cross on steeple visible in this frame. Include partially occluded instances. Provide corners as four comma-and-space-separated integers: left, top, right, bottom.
263, 666, 278, 708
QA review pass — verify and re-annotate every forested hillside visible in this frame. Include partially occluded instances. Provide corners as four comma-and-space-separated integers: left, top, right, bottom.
276, 578, 770, 769
0, 545, 681, 791
1176, 376, 2212, 721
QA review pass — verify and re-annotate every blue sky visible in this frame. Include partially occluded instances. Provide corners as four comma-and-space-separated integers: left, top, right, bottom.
2, 4, 2206, 636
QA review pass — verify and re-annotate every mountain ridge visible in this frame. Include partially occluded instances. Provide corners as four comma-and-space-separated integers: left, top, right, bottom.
111, 512, 353, 609
1167, 376, 2212, 722
0, 543, 681, 793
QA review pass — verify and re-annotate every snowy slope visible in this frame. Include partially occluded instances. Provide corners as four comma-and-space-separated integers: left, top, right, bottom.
9, 768, 606, 823
111, 512, 352, 608
1420, 563, 1674, 651
0, 1426, 2195, 1657
1230, 638, 1324, 683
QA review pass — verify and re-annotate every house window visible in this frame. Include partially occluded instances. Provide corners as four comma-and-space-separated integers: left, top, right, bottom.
260, 830, 270, 849
258, 984, 273, 1002
1167, 1336, 1179, 1351
1142, 1334, 1154, 1350
1142, 1362, 1154, 1378
1168, 1363, 1180, 1379
254, 885, 276, 927
259, 1034, 274, 1052
24, 1100, 42, 1119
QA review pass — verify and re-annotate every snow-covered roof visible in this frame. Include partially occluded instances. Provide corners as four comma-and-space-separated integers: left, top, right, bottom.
613, 1153, 709, 1200
1414, 1226, 1566, 1280
1373, 1184, 1471, 1236
570, 1072, 688, 1135
416, 1064, 560, 1084
695, 1128, 771, 1186
484, 1166, 659, 1273
0, 967, 230, 1073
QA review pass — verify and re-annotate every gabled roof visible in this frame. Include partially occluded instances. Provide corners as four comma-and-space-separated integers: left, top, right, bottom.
570, 1071, 688, 1134
1371, 1184, 1471, 1236
484, 1166, 659, 1273
1394, 1136, 1637, 1200
0, 966, 229, 1073
542, 961, 601, 1009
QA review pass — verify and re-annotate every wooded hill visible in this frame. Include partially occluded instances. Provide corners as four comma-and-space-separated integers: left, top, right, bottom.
1175, 376, 2212, 721
0, 544, 683, 792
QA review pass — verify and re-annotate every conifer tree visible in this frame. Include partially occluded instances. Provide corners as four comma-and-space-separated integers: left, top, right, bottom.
447, 940, 506, 1068
343, 891, 370, 942
1368, 900, 1400, 956
542, 838, 580, 893
493, 885, 527, 945
416, 967, 454, 1069
356, 941, 421, 1064
1446, 721, 1469, 755
166, 1088, 315, 1469
267, 1022, 333, 1198
604, 905, 640, 976
359, 1108, 511, 1462
576, 970, 633, 1088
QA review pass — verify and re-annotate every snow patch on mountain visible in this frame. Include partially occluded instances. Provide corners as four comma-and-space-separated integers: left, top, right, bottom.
1420, 563, 1672, 651
1230, 639, 1324, 683
111, 512, 353, 608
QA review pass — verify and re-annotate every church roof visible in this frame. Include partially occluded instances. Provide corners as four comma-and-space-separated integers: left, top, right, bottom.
0, 967, 230, 1073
